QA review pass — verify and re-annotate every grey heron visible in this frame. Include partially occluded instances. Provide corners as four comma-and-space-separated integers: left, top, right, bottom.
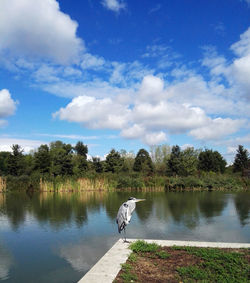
116, 197, 145, 242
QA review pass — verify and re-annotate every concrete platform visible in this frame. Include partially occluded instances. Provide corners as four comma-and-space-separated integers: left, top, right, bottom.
78, 239, 250, 283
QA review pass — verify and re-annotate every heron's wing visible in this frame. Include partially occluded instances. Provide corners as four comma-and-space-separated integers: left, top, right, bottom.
116, 202, 129, 233
126, 201, 136, 223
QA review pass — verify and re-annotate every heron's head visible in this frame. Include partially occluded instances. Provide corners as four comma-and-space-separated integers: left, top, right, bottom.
128, 197, 146, 202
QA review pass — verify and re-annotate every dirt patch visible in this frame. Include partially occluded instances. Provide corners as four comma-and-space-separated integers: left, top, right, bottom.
114, 246, 250, 283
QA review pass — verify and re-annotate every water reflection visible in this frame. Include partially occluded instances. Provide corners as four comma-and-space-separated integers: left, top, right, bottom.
199, 192, 227, 219
0, 191, 249, 233
234, 192, 250, 226
0, 191, 249, 283
57, 236, 116, 273
0, 244, 13, 280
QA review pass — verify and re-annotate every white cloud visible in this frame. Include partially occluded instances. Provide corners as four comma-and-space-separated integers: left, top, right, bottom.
81, 53, 105, 70
0, 138, 45, 153
0, 89, 17, 127
144, 132, 167, 145
133, 102, 209, 133
53, 95, 131, 130
138, 75, 166, 103
0, 120, 8, 128
37, 133, 98, 140
121, 124, 145, 140
0, 0, 84, 64
54, 72, 246, 145
102, 0, 126, 12
231, 27, 250, 57
120, 124, 167, 145
41, 79, 134, 99
202, 27, 250, 101
33, 64, 61, 83
189, 118, 245, 141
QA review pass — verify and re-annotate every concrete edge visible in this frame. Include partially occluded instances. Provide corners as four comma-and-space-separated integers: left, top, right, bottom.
78, 239, 250, 283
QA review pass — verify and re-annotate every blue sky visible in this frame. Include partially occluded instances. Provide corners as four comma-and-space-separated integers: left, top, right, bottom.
0, 0, 249, 162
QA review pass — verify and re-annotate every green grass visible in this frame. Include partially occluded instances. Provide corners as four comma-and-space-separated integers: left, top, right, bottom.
128, 252, 137, 263
122, 242, 250, 283
129, 240, 160, 253
120, 263, 138, 282
174, 246, 250, 283
156, 250, 170, 259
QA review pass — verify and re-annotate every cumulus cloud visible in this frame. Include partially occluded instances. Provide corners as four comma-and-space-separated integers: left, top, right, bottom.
138, 75, 166, 103
189, 118, 245, 141
132, 102, 209, 133
101, 0, 126, 12
53, 95, 131, 130
54, 74, 244, 145
121, 124, 167, 145
0, 89, 17, 127
0, 0, 84, 64
0, 138, 45, 153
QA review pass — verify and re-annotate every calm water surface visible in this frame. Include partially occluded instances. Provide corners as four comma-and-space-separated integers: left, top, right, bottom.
0, 191, 249, 282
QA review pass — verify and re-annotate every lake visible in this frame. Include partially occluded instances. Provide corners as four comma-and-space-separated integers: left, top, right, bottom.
0, 191, 249, 282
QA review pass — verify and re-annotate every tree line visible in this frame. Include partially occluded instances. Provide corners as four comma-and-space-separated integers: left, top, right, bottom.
0, 141, 249, 179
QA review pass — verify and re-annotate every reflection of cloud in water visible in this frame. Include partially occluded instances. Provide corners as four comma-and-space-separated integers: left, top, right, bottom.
0, 244, 13, 280
57, 236, 117, 273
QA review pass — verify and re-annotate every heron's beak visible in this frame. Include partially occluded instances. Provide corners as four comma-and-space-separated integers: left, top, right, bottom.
135, 199, 146, 202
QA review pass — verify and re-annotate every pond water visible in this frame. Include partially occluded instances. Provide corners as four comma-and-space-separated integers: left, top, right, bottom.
0, 191, 249, 282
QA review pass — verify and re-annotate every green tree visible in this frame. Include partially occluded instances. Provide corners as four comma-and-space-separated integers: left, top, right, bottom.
133, 148, 154, 175
74, 141, 88, 158
7, 144, 25, 176
0, 151, 11, 175
179, 147, 199, 176
120, 149, 135, 173
105, 149, 124, 173
34, 144, 51, 174
150, 144, 171, 175
198, 149, 226, 173
73, 142, 88, 176
92, 157, 103, 173
233, 145, 249, 173
167, 145, 182, 176
50, 141, 73, 176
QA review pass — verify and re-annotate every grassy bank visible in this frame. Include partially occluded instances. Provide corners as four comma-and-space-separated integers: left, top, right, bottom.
0, 172, 249, 192
114, 240, 250, 283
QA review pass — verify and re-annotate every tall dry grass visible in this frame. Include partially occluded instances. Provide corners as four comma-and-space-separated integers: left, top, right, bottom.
39, 178, 112, 192
0, 176, 6, 192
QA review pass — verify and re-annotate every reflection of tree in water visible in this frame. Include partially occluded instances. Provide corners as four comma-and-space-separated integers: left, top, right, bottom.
0, 244, 13, 280
154, 193, 171, 221
135, 192, 153, 222
198, 192, 226, 219
167, 192, 200, 229
2, 193, 28, 230
1, 192, 108, 230
234, 192, 250, 226
31, 193, 77, 230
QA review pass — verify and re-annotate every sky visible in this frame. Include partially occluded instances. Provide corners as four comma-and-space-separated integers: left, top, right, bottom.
0, 0, 249, 162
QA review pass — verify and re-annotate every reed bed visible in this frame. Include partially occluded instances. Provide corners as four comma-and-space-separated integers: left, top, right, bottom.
39, 178, 112, 192
0, 176, 6, 192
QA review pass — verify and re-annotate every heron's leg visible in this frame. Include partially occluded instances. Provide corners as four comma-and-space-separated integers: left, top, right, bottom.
123, 226, 126, 242
123, 227, 130, 243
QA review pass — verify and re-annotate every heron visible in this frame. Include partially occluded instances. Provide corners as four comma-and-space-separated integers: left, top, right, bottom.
116, 197, 146, 242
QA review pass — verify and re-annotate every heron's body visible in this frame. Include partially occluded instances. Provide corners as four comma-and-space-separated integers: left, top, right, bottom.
116, 197, 145, 241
